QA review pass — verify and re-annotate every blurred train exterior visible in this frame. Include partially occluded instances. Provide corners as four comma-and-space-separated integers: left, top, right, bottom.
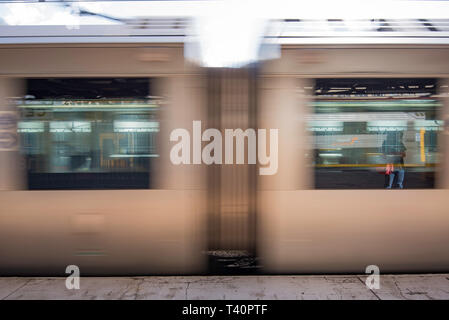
0, 23, 209, 275
258, 44, 449, 273
1, 21, 449, 275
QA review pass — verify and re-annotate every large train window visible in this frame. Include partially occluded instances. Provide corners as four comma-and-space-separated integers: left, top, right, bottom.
307, 78, 442, 189
17, 78, 159, 190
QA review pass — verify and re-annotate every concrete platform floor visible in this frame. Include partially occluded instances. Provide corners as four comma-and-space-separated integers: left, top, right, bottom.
1, 274, 449, 300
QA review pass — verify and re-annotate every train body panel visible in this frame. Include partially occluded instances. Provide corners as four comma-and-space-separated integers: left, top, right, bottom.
1, 22, 449, 274
0, 190, 206, 275
259, 190, 449, 273
257, 45, 449, 273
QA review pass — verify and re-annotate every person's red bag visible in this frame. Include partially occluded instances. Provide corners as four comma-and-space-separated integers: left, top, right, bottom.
385, 163, 394, 175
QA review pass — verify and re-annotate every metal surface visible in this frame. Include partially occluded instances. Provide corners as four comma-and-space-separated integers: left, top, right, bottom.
0, 19, 189, 44
266, 19, 449, 45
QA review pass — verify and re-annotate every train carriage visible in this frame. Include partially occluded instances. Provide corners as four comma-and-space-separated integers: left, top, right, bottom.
1, 16, 449, 275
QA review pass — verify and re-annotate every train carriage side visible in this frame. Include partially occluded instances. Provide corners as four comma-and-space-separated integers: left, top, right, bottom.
258, 44, 449, 273
0, 40, 208, 275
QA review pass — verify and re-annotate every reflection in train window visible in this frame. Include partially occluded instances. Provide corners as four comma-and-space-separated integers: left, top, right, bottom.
18, 78, 159, 189
307, 78, 441, 189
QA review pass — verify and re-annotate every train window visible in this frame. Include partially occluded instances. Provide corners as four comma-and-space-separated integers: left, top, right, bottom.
307, 78, 442, 189
17, 78, 159, 190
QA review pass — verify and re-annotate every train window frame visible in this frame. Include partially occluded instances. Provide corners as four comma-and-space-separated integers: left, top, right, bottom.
17, 77, 161, 191
306, 78, 442, 190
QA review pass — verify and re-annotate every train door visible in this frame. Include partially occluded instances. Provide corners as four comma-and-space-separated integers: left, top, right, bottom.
206, 67, 259, 273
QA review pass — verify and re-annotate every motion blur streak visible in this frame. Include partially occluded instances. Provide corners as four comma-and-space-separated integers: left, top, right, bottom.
1, 1, 449, 275
0, 45, 208, 275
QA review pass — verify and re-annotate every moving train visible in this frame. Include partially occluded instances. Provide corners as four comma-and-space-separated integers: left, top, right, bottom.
1, 17, 449, 275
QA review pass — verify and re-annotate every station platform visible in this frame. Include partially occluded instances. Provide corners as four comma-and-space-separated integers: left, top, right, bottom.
1, 274, 448, 300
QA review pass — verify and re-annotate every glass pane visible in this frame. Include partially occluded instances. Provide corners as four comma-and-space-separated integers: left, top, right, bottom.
17, 78, 159, 190
307, 78, 441, 189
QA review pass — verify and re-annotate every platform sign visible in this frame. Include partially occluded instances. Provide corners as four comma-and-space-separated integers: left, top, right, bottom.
0, 111, 18, 151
